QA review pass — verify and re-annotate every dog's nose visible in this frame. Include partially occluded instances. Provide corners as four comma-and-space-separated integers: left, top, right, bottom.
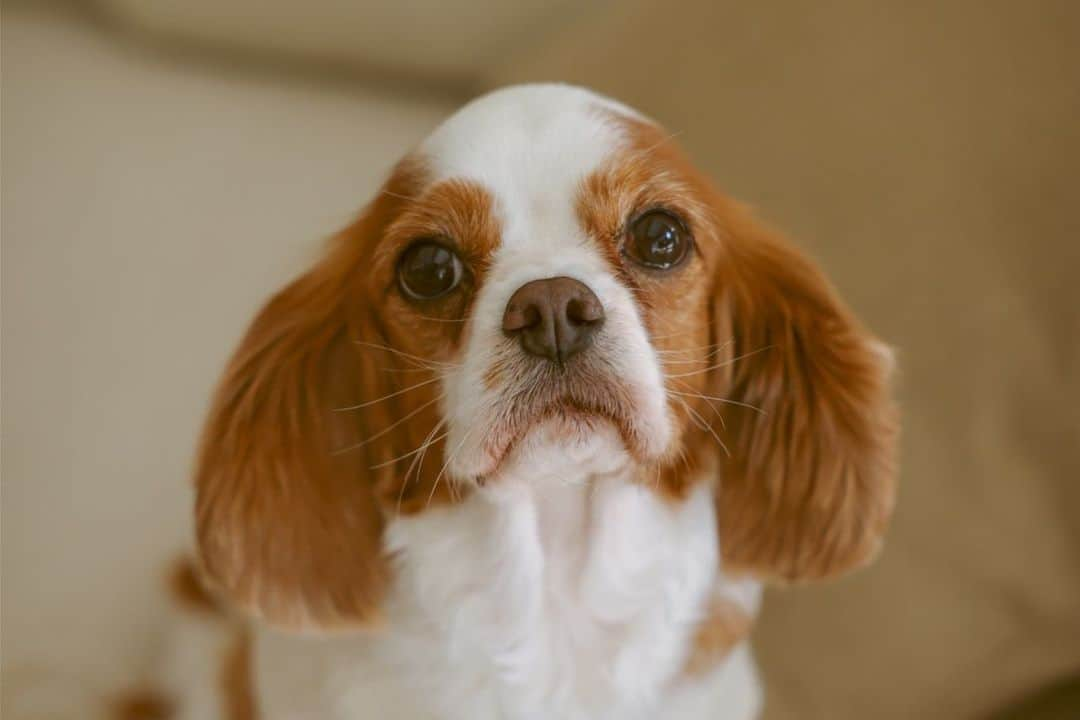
502, 277, 605, 364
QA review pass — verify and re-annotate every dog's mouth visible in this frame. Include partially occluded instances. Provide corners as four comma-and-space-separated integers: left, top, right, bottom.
467, 383, 651, 483
445, 343, 676, 485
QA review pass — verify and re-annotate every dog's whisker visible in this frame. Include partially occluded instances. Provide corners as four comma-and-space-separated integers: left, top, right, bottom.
652, 343, 717, 354
652, 339, 735, 357
671, 379, 727, 431
332, 395, 444, 455
380, 188, 420, 202
414, 314, 468, 324
413, 420, 447, 478
655, 350, 733, 368
668, 387, 766, 415
664, 345, 775, 378
655, 346, 734, 365
333, 376, 442, 411
374, 426, 449, 471
678, 446, 692, 472
638, 128, 685, 156
380, 366, 442, 374
398, 418, 448, 513
671, 394, 730, 458
427, 426, 472, 509
672, 394, 707, 432
649, 329, 704, 342
353, 340, 459, 370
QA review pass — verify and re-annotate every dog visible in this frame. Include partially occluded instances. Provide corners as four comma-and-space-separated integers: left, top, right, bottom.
150, 83, 897, 720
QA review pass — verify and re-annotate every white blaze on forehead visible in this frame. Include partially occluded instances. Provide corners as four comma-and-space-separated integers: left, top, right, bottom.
419, 84, 641, 236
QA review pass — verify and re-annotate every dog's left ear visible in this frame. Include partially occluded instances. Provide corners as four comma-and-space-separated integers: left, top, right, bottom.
707, 198, 899, 583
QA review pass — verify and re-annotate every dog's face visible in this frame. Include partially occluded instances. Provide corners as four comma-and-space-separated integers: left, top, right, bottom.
194, 85, 898, 630
384, 90, 703, 486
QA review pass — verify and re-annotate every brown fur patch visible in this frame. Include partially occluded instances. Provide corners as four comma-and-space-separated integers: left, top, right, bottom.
680, 597, 753, 678
168, 557, 221, 615
376, 177, 501, 349
221, 629, 257, 720
111, 690, 175, 720
382, 178, 502, 262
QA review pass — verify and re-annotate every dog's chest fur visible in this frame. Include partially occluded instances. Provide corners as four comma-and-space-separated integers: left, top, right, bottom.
252, 455, 760, 720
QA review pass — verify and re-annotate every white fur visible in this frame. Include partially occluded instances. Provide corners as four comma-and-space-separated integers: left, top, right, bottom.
168, 85, 764, 719
252, 460, 761, 720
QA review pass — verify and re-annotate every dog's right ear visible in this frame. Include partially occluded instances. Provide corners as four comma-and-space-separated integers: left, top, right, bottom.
193, 163, 433, 631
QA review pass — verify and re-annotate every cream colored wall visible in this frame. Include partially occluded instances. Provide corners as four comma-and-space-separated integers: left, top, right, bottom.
1, 6, 453, 706
97, 0, 603, 82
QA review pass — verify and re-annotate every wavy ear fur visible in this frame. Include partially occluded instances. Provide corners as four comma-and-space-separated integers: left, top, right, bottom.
193, 170, 424, 630
710, 199, 898, 583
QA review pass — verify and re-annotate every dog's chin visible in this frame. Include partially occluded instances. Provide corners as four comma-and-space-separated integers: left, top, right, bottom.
481, 412, 633, 486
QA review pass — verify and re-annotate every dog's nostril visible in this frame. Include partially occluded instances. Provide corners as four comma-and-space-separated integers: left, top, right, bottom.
502, 276, 605, 363
566, 296, 604, 326
502, 301, 541, 333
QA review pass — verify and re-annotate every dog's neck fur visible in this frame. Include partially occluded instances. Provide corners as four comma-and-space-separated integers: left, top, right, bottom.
253, 439, 762, 720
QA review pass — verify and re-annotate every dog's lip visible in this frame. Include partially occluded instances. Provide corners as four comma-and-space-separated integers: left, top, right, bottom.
470, 399, 642, 482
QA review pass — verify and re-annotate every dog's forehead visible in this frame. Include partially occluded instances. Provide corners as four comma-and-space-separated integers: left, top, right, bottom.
418, 85, 645, 233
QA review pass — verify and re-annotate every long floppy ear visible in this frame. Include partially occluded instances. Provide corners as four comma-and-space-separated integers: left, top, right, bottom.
193, 181, 418, 630
710, 199, 898, 583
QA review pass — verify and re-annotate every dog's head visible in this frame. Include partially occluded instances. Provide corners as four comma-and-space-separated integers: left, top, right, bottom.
194, 85, 898, 630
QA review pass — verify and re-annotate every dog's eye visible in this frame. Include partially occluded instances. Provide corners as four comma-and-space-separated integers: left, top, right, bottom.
398, 241, 463, 300
625, 210, 690, 270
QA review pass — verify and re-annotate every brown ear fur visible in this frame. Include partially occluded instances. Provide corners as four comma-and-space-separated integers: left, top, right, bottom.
710, 199, 898, 583
193, 169, 426, 630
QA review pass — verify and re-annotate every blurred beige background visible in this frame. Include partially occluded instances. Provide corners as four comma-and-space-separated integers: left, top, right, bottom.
3, 1, 1078, 718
